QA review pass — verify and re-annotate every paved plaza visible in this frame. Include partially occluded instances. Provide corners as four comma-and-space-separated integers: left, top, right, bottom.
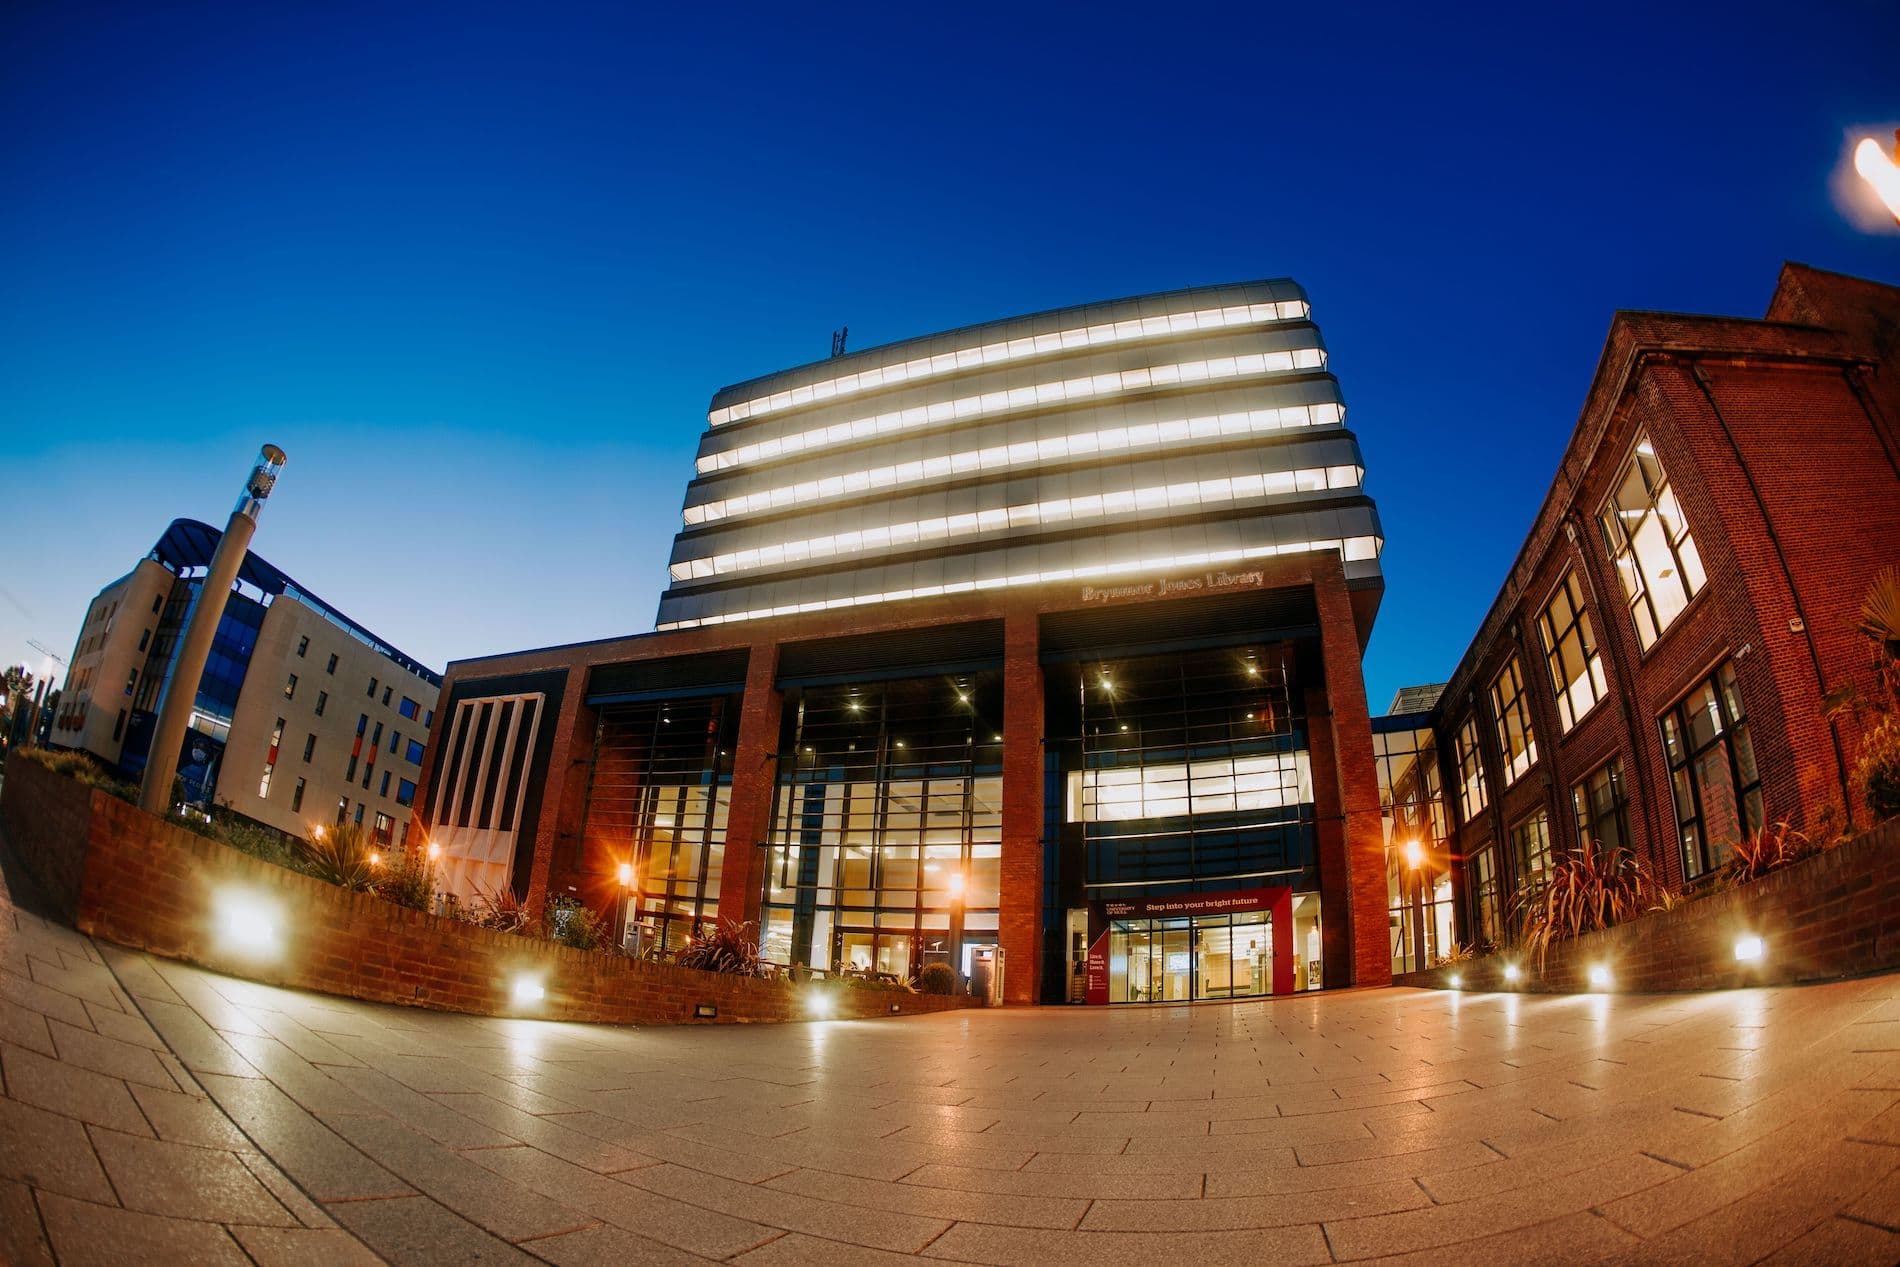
4, 858, 1900, 1265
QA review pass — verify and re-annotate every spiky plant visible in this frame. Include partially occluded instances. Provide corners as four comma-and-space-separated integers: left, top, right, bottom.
1722, 821, 1822, 884
1522, 843, 1659, 968
673, 919, 763, 976
296, 823, 377, 891
465, 881, 534, 934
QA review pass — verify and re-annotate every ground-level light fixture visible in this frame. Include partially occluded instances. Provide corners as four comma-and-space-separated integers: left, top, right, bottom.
1447, 973, 1463, 989
694, 1002, 717, 1019
511, 977, 545, 1007
808, 990, 834, 1019
215, 890, 279, 957
1734, 934, 1765, 963
1587, 963, 1612, 991
1503, 963, 1522, 984
369, 850, 381, 867
427, 841, 441, 861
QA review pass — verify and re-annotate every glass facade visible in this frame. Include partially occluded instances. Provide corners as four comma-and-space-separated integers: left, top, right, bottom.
1374, 719, 1452, 973
657, 281, 1383, 632
582, 697, 736, 952
761, 675, 1002, 977
1662, 663, 1761, 881
1061, 649, 1313, 895
1106, 910, 1275, 1003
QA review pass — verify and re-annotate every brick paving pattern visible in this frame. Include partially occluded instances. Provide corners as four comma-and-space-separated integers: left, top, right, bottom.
4, 851, 1900, 1264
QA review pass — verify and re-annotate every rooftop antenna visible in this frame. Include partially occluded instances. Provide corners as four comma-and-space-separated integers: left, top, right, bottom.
830, 325, 849, 358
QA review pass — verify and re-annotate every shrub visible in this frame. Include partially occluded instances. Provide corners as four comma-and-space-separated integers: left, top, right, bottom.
376, 843, 438, 911
1858, 716, 1900, 824
1722, 821, 1824, 884
674, 919, 763, 976
543, 895, 608, 951
917, 962, 958, 995
843, 971, 914, 993
465, 881, 534, 934
1522, 844, 1659, 967
296, 824, 377, 891
20, 746, 138, 801
209, 811, 300, 872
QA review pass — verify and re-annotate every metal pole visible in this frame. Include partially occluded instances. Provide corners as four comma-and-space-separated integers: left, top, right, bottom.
138, 446, 287, 817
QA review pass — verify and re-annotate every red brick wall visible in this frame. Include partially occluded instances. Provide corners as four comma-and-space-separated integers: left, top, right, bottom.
1397, 813, 1900, 993
0, 754, 976, 1025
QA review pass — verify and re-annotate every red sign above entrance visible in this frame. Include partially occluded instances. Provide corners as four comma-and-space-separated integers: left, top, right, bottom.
1101, 887, 1280, 921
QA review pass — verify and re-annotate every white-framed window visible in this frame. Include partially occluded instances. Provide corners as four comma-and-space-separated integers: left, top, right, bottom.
1488, 657, 1538, 784
1599, 433, 1705, 649
1538, 571, 1608, 730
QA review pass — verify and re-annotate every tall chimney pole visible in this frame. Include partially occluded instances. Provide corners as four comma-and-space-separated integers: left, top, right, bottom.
138, 445, 288, 816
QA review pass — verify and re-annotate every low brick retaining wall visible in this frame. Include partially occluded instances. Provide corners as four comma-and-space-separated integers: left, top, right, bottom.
1396, 814, 1900, 993
0, 753, 977, 1024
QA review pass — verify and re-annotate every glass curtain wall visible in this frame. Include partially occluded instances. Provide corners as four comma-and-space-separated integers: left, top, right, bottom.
581, 697, 736, 952
1066, 647, 1312, 894
761, 674, 1002, 979
1373, 721, 1452, 974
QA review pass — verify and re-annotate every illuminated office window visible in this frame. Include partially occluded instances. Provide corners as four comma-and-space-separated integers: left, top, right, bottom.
1599, 434, 1705, 649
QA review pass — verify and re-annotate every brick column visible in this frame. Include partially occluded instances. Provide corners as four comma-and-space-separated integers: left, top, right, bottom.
1314, 564, 1391, 988
719, 640, 784, 930
999, 607, 1044, 1005
523, 668, 590, 919
1304, 683, 1352, 989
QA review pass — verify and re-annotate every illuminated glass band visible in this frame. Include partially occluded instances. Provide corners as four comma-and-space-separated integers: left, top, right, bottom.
655, 535, 1384, 631
709, 298, 1311, 427
685, 400, 1345, 526
672, 465, 1365, 581
696, 346, 1327, 475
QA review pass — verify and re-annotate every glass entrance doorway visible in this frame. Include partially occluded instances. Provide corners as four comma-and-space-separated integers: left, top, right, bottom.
1107, 911, 1271, 1003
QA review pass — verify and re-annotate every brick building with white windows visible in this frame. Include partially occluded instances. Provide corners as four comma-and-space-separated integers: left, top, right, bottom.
1377, 263, 1900, 968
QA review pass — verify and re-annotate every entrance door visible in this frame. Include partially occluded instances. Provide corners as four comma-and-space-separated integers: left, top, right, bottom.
1158, 919, 1193, 1002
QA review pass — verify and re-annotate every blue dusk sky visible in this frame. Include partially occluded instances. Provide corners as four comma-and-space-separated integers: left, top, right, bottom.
3, 1, 1896, 710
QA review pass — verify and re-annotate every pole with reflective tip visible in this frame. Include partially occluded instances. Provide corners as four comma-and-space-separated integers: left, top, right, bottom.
138, 446, 288, 816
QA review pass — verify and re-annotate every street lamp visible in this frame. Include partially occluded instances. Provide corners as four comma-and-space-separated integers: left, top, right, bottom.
1402, 840, 1428, 971
1855, 131, 1900, 224
616, 859, 636, 951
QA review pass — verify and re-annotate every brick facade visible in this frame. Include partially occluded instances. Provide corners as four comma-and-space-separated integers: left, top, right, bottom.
1432, 264, 1900, 940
